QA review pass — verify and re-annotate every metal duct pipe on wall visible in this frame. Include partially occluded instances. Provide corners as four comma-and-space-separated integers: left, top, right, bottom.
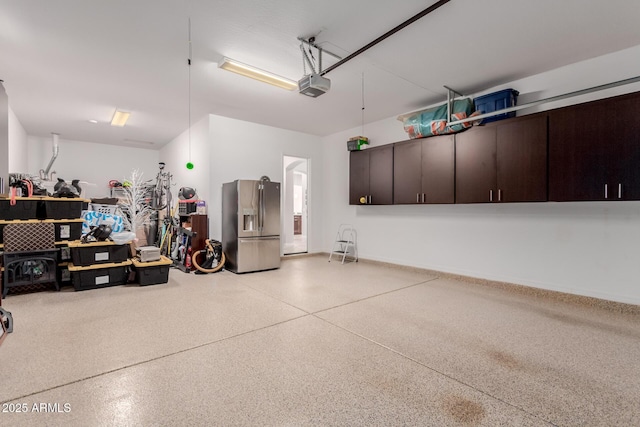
40, 132, 59, 180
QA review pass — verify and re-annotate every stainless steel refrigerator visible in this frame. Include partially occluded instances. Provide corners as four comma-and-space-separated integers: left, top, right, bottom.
222, 179, 281, 273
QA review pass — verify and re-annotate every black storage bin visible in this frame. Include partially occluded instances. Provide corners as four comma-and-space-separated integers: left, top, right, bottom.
68, 241, 130, 267
0, 198, 39, 220
44, 219, 84, 241
57, 263, 71, 283
1, 219, 82, 244
68, 260, 131, 291
40, 198, 85, 220
131, 256, 172, 286
56, 244, 71, 261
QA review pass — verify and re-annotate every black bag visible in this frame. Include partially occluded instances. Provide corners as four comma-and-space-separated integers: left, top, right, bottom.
82, 224, 112, 243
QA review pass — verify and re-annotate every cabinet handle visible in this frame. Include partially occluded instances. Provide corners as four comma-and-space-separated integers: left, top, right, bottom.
417, 193, 420, 203
498, 189, 502, 202
422, 193, 426, 203
359, 196, 366, 204
604, 184, 608, 199
618, 183, 622, 199
369, 195, 372, 204
490, 190, 493, 202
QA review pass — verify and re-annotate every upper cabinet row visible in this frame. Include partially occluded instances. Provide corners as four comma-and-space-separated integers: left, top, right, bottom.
349, 90, 640, 205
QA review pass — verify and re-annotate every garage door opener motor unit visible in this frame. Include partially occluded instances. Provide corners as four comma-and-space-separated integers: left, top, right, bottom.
298, 38, 331, 98
298, 73, 330, 97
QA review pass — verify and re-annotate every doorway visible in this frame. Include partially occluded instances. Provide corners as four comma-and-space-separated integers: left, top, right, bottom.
283, 156, 308, 255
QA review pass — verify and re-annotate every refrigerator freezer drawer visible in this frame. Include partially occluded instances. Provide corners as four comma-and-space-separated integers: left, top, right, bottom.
232, 237, 281, 273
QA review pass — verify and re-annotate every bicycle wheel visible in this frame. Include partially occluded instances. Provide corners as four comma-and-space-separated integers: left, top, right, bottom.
192, 249, 226, 273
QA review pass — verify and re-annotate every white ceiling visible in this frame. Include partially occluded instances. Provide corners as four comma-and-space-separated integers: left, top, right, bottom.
1, 0, 640, 148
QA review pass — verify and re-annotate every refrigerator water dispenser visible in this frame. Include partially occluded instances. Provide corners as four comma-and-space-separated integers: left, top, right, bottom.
243, 208, 257, 231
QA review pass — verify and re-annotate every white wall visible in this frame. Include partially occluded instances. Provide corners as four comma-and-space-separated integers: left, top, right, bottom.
160, 114, 324, 252
321, 45, 640, 305
8, 105, 28, 173
208, 114, 323, 253
28, 135, 160, 199
158, 115, 210, 211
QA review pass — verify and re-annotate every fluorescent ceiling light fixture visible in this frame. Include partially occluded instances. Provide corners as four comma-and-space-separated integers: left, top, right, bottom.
111, 110, 130, 127
218, 57, 297, 91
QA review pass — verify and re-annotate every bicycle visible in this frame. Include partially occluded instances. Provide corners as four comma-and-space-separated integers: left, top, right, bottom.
192, 239, 226, 274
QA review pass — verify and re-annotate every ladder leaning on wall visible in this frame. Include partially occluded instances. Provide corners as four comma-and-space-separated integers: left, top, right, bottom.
328, 224, 358, 264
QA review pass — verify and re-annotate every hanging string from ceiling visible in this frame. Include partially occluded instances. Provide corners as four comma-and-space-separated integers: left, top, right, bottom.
347, 71, 368, 150
361, 71, 365, 136
186, 17, 194, 170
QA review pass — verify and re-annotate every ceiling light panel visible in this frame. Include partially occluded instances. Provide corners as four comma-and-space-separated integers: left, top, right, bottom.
218, 57, 297, 91
111, 110, 131, 127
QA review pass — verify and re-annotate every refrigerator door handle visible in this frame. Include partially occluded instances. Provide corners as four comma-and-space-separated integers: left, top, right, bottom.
259, 184, 265, 231
238, 236, 280, 242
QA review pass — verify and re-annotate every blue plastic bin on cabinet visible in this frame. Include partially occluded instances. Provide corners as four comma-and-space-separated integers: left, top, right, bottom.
473, 89, 519, 123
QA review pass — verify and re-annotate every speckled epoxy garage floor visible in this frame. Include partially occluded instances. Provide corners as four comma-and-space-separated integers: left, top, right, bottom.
1, 255, 639, 426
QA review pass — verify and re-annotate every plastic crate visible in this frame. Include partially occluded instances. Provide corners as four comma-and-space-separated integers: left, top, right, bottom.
473, 89, 519, 123
68, 260, 132, 291
131, 256, 172, 286
0, 198, 39, 220
41, 198, 85, 220
68, 241, 130, 267
89, 203, 119, 215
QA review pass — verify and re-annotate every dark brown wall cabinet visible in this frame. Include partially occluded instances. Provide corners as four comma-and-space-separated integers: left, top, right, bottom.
455, 114, 548, 203
549, 91, 640, 201
393, 135, 455, 204
349, 90, 640, 206
349, 145, 394, 205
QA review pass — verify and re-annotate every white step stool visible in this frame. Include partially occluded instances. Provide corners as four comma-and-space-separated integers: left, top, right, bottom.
329, 224, 358, 264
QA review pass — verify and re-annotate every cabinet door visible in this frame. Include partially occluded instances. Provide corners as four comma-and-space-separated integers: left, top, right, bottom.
613, 92, 640, 200
349, 150, 370, 205
393, 139, 422, 204
422, 134, 455, 204
497, 115, 548, 202
549, 98, 616, 201
189, 214, 209, 255
455, 126, 497, 203
369, 145, 394, 205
